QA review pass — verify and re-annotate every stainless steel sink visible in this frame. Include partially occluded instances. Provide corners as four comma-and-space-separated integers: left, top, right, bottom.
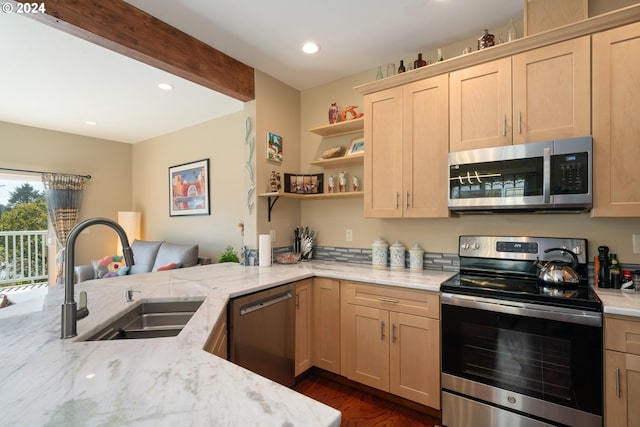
84, 300, 204, 341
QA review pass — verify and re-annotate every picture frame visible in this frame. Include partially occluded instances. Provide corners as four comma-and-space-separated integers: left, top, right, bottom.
266, 132, 283, 163
169, 159, 210, 216
284, 173, 323, 194
347, 137, 365, 156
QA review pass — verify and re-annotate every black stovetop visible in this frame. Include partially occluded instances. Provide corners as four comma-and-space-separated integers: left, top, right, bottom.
440, 272, 602, 312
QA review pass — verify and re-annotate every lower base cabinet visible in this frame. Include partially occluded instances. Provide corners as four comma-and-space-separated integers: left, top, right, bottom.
341, 281, 440, 409
605, 315, 640, 427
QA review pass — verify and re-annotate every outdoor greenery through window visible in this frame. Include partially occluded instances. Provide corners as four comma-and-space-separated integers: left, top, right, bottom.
0, 176, 48, 288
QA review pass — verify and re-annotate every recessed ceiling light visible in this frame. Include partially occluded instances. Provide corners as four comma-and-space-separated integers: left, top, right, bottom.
85, 120, 97, 126
158, 83, 173, 91
302, 42, 320, 54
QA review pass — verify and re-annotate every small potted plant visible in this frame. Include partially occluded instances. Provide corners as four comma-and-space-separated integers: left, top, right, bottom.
218, 245, 240, 263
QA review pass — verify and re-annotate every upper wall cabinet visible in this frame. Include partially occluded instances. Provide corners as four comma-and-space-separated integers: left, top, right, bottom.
364, 75, 449, 218
449, 36, 591, 152
592, 22, 640, 217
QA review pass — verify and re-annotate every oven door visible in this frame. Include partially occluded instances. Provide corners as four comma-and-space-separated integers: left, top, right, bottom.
441, 293, 602, 427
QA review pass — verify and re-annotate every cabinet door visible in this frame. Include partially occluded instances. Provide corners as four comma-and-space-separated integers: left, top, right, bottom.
364, 86, 403, 218
605, 350, 640, 427
592, 22, 640, 217
312, 277, 341, 374
512, 36, 590, 145
295, 279, 312, 376
389, 311, 440, 408
402, 75, 450, 218
450, 57, 512, 151
342, 303, 390, 391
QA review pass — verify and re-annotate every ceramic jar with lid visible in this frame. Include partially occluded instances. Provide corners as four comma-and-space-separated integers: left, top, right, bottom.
372, 238, 388, 269
409, 244, 424, 271
390, 241, 406, 270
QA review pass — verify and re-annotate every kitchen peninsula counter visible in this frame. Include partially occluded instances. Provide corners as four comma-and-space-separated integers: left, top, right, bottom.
0, 261, 451, 426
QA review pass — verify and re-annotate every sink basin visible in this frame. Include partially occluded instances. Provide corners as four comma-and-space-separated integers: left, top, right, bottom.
84, 300, 204, 341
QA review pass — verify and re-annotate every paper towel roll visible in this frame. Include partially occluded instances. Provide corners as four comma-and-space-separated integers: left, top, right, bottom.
259, 234, 272, 266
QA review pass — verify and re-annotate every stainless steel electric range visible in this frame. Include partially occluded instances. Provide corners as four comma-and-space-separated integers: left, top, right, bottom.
440, 236, 602, 427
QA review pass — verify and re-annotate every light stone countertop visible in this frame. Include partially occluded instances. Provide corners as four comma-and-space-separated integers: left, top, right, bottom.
594, 286, 640, 318
0, 261, 450, 427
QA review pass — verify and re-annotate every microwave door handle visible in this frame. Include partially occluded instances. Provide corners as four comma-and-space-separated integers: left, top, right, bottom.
543, 147, 551, 203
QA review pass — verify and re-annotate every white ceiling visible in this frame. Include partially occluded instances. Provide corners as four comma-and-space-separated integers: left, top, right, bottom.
0, 0, 522, 143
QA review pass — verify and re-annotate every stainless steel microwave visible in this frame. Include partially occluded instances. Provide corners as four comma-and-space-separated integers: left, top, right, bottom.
448, 136, 592, 213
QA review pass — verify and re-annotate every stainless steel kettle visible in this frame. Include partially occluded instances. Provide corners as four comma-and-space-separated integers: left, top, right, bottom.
534, 248, 581, 285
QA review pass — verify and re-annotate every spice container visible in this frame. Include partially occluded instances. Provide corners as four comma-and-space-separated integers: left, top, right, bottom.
372, 238, 388, 269
390, 241, 406, 270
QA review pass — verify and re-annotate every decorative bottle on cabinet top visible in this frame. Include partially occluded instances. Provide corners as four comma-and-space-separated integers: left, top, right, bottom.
328, 102, 339, 124
414, 53, 427, 69
478, 29, 495, 50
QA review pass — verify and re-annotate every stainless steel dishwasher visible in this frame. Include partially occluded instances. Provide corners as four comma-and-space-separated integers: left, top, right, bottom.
228, 282, 295, 387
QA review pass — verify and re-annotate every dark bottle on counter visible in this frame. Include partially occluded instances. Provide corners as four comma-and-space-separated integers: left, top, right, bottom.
398, 60, 405, 73
598, 246, 610, 288
414, 53, 427, 69
609, 253, 622, 289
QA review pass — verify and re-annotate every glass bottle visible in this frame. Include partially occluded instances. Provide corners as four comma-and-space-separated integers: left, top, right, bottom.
609, 253, 622, 289
414, 53, 427, 69
597, 246, 610, 288
375, 66, 384, 80
398, 60, 406, 73
507, 18, 517, 42
478, 29, 495, 50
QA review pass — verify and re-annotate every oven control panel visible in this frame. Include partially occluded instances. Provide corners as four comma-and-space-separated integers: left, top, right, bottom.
459, 235, 587, 264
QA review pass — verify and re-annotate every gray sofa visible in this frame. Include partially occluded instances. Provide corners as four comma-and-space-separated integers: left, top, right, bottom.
74, 239, 212, 283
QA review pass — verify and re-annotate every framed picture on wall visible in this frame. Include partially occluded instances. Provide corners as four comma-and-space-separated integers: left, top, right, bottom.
347, 137, 365, 156
267, 132, 283, 163
169, 159, 210, 216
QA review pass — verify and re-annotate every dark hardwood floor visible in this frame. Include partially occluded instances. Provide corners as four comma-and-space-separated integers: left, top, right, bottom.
292, 369, 441, 427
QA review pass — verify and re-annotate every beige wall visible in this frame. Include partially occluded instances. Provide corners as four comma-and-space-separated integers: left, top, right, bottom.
299, 70, 640, 265
0, 121, 133, 265
255, 71, 302, 250
131, 110, 248, 262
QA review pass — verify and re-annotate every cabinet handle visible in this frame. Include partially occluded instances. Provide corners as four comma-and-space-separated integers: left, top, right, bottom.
295, 292, 300, 309
518, 111, 522, 134
395, 192, 400, 209
406, 191, 409, 209
616, 367, 621, 398
392, 323, 397, 343
378, 297, 399, 303
381, 320, 385, 340
503, 114, 507, 136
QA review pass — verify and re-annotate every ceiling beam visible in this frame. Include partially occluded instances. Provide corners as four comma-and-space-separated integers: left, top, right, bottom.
16, 0, 255, 102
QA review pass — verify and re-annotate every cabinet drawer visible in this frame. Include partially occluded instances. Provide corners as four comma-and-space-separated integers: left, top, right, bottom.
605, 315, 640, 355
342, 280, 439, 319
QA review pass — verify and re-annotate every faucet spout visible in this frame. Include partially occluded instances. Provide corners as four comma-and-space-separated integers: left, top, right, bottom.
61, 217, 136, 339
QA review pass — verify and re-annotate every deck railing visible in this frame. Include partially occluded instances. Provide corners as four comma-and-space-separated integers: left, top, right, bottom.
0, 230, 48, 286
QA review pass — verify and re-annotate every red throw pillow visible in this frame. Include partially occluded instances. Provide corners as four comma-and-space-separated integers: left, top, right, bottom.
156, 262, 178, 271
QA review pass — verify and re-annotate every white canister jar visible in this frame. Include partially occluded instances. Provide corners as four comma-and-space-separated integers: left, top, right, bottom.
409, 244, 424, 271
390, 241, 406, 270
372, 238, 388, 269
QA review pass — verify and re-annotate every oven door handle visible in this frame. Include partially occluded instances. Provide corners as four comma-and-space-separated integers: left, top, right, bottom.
441, 292, 602, 327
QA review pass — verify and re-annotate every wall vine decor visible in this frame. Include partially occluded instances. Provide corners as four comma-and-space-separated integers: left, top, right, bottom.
244, 117, 255, 213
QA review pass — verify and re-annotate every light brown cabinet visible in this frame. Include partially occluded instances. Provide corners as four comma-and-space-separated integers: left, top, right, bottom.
341, 281, 440, 408
592, 22, 640, 217
450, 36, 590, 152
204, 309, 227, 359
312, 277, 341, 374
364, 74, 449, 218
295, 279, 313, 376
604, 314, 640, 427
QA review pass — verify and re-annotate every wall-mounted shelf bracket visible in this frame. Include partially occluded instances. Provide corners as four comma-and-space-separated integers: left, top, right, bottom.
261, 192, 280, 222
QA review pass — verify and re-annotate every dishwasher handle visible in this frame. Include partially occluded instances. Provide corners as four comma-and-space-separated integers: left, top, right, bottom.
239, 290, 293, 316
